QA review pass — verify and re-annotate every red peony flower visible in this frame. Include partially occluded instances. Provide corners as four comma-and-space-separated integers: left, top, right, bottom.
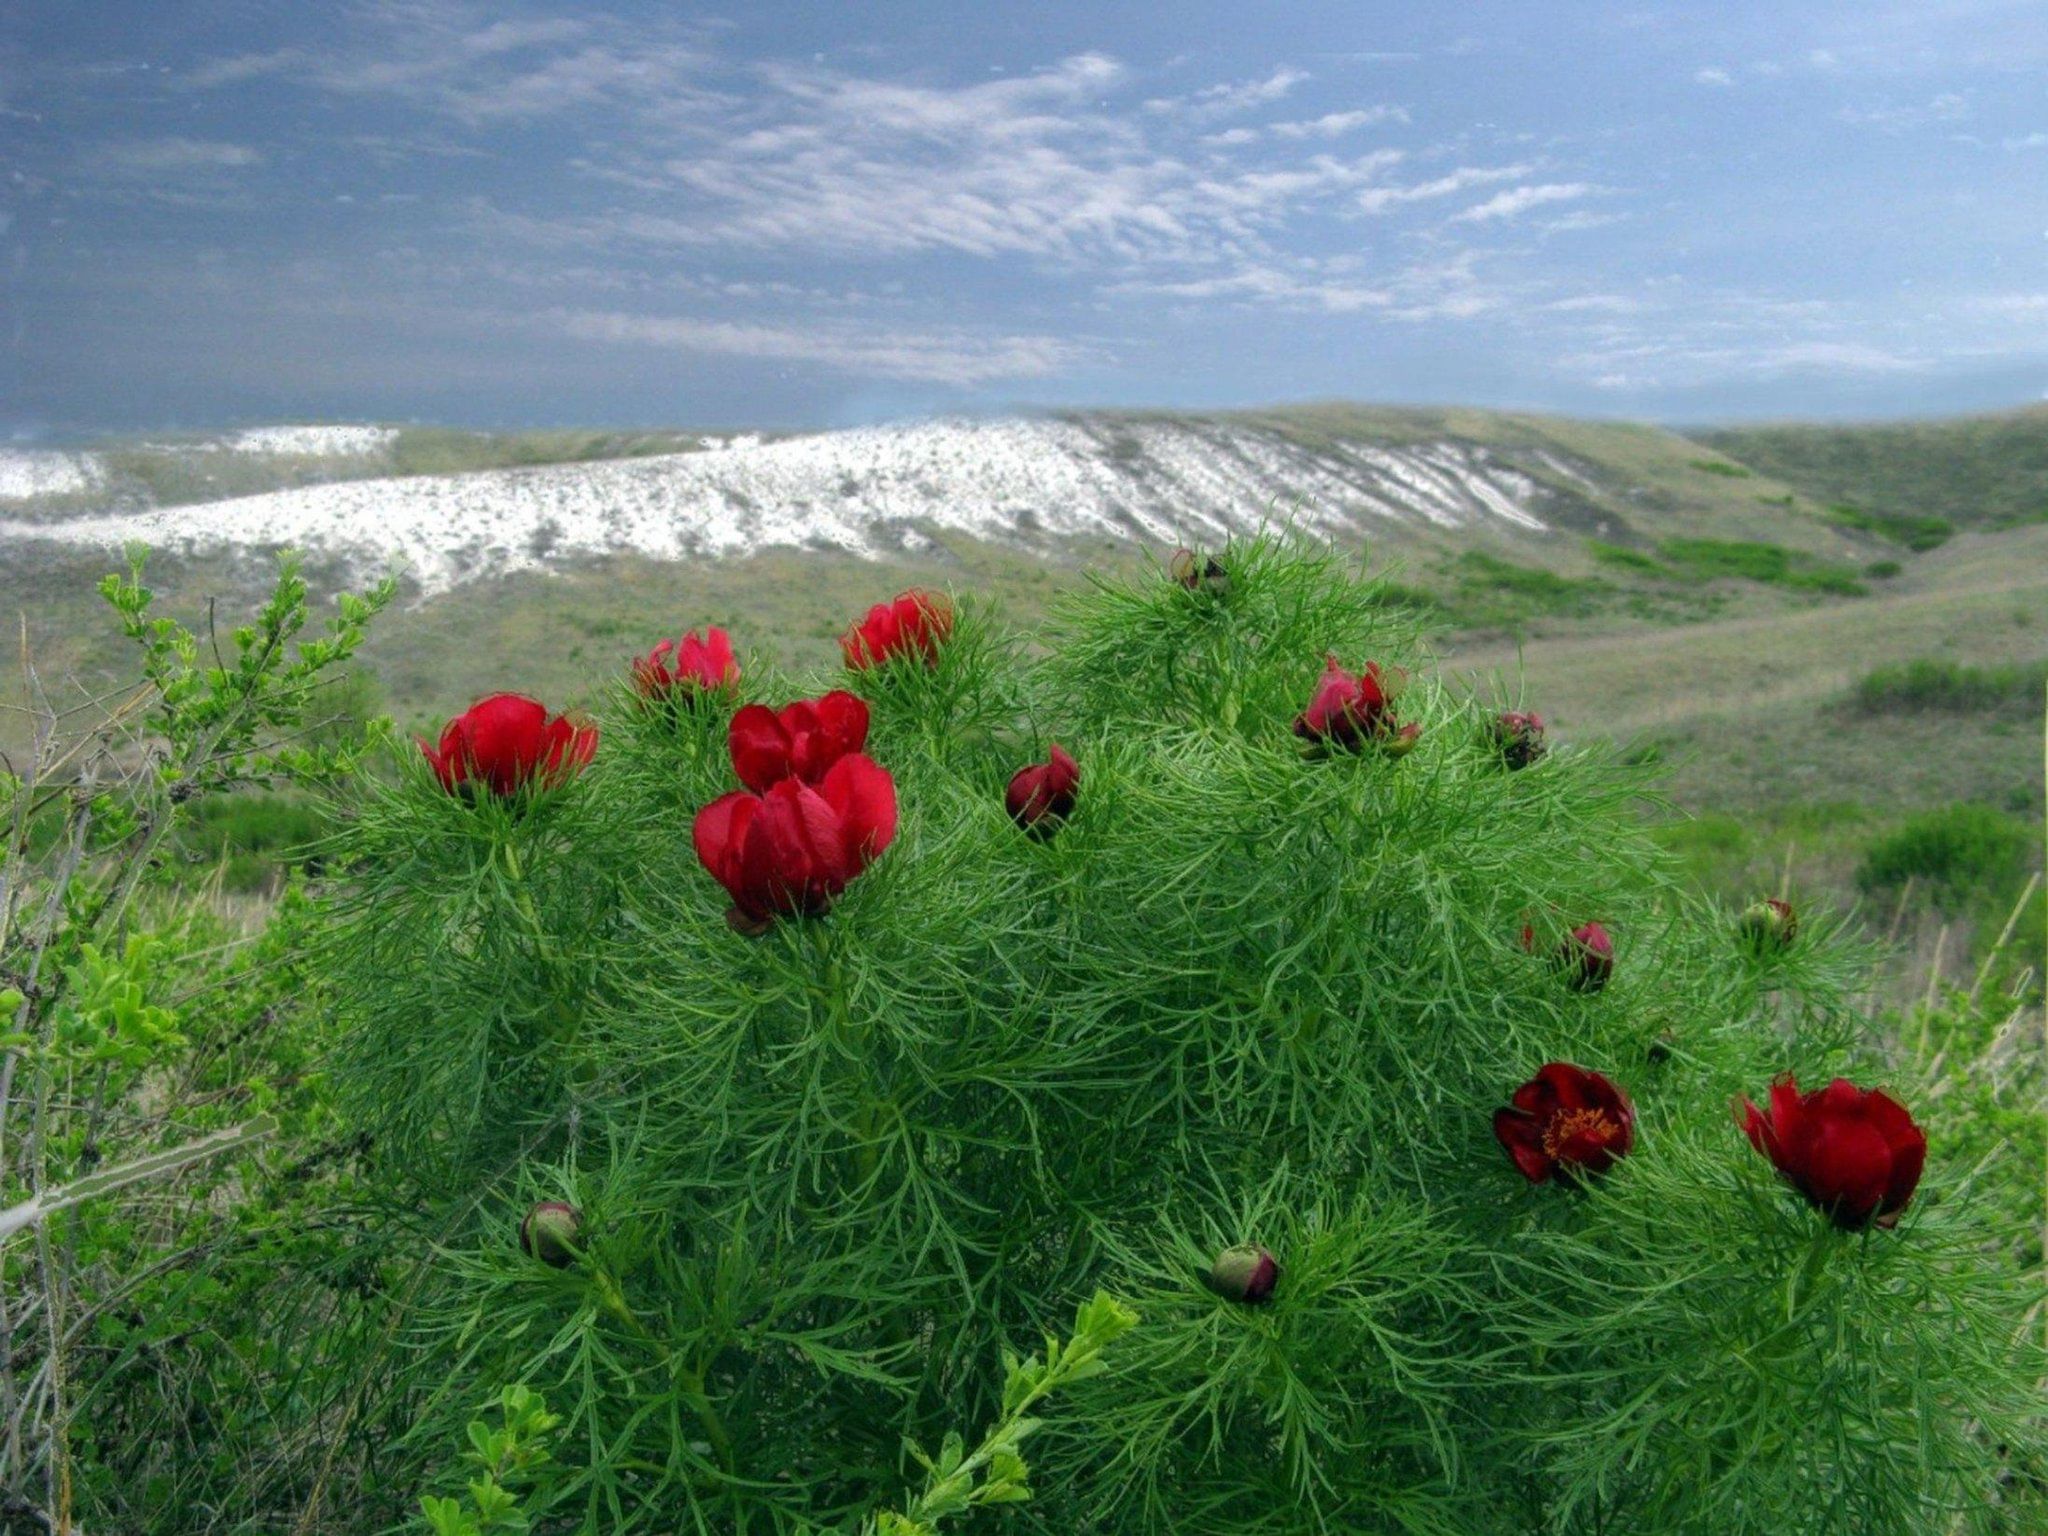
692, 754, 898, 930
1203, 1243, 1280, 1304
1737, 1076, 1927, 1230
841, 590, 953, 670
728, 691, 871, 792
1490, 710, 1547, 769
1493, 1062, 1636, 1183
1560, 920, 1615, 992
632, 627, 738, 704
1520, 919, 1614, 991
420, 693, 597, 798
1738, 897, 1799, 952
1293, 655, 1408, 751
1005, 743, 1081, 839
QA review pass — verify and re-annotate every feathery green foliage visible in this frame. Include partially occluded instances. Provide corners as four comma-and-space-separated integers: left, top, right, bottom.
172, 537, 2045, 1533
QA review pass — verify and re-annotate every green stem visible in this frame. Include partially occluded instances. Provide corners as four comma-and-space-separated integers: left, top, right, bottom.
593, 1271, 737, 1477
1784, 1222, 1834, 1325
496, 838, 578, 1042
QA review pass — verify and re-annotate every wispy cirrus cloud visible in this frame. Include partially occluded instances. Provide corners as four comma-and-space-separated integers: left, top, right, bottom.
1355, 163, 1532, 214
85, 137, 263, 175
1452, 182, 1601, 223
179, 11, 714, 125
470, 52, 1419, 270
1202, 106, 1409, 145
1146, 66, 1310, 118
548, 309, 1088, 384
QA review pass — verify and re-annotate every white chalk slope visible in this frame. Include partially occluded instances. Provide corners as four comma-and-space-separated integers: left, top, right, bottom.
1, 416, 1560, 592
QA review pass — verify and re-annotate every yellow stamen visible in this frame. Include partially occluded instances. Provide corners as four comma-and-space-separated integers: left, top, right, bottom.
1543, 1107, 1620, 1159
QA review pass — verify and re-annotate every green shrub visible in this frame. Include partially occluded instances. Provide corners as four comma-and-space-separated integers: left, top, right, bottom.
1850, 656, 2048, 714
1586, 539, 1664, 575
0, 553, 391, 1530
175, 792, 328, 890
1657, 538, 1867, 595
1864, 559, 1903, 579
1376, 580, 1453, 620
1688, 458, 1751, 477
1824, 502, 1955, 552
1857, 803, 2034, 911
1442, 550, 1607, 625
227, 539, 2041, 1535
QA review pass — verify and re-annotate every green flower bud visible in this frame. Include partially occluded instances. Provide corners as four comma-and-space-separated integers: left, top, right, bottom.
1203, 1243, 1280, 1304
519, 1201, 583, 1268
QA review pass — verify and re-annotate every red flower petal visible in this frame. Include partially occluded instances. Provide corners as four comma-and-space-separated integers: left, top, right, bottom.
1804, 1113, 1894, 1227
729, 704, 793, 792
1535, 1061, 1593, 1112
820, 753, 897, 869
1492, 1108, 1554, 1183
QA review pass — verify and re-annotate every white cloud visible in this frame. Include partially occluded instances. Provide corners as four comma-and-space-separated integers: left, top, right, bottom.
2005, 132, 2048, 149
1355, 163, 1531, 214
1451, 182, 1597, 223
1149, 66, 1310, 119
1755, 341, 1924, 373
1116, 264, 1391, 313
471, 55, 1417, 268
1204, 106, 1408, 145
549, 309, 1086, 383
86, 138, 263, 175
1694, 67, 1734, 87
1542, 209, 1628, 234
183, 9, 709, 124
1838, 92, 1973, 130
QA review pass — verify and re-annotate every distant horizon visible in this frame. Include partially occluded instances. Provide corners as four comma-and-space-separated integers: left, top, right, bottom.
11, 391, 2048, 450
8, 0, 2048, 435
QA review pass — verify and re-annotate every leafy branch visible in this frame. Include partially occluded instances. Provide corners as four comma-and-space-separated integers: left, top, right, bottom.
868, 1291, 1139, 1535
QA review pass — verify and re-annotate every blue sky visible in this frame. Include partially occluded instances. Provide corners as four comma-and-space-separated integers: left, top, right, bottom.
4, 0, 2047, 435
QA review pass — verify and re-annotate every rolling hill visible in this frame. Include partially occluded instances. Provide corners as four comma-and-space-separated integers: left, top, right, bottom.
2, 402, 2041, 992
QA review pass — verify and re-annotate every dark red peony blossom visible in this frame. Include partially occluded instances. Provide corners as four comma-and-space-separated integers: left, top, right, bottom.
1203, 1244, 1281, 1304
1520, 920, 1615, 991
841, 590, 953, 670
1169, 547, 1230, 598
1738, 1076, 1927, 1230
1560, 921, 1615, 991
632, 627, 738, 704
420, 694, 597, 798
1005, 744, 1081, 838
519, 1201, 583, 1267
1493, 1062, 1636, 1183
692, 754, 898, 930
1738, 897, 1799, 952
1293, 655, 1408, 751
1490, 710, 1547, 769
728, 691, 871, 792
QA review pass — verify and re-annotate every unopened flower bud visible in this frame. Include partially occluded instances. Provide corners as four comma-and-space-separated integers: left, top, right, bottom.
1737, 897, 1798, 952
1489, 710, 1546, 770
1560, 921, 1614, 992
519, 1201, 583, 1267
1169, 548, 1230, 597
1380, 722, 1423, 759
1203, 1243, 1280, 1304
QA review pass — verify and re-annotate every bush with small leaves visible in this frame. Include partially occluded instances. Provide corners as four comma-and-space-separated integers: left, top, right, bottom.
265, 536, 2041, 1534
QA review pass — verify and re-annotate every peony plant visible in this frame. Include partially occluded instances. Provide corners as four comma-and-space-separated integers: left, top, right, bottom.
280, 536, 2041, 1536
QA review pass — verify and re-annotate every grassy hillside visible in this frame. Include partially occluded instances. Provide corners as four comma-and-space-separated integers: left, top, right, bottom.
1700, 405, 2048, 531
